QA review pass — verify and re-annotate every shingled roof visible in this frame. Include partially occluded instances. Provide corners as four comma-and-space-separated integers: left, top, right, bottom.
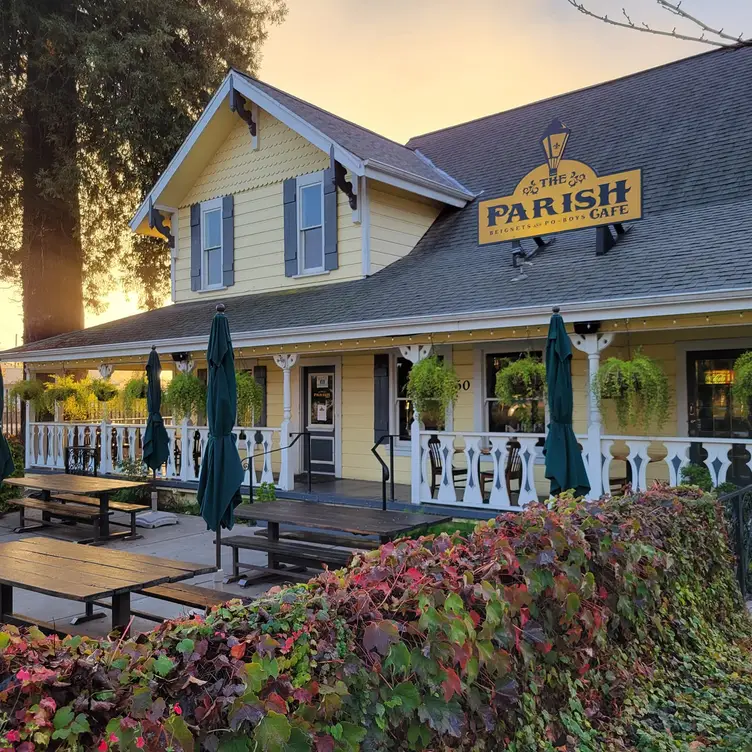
5, 46, 752, 359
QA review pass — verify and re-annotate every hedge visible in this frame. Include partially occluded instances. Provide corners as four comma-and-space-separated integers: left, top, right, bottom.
1, 485, 750, 751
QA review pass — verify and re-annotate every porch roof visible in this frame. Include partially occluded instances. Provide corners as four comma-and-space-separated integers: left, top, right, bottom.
5, 46, 752, 362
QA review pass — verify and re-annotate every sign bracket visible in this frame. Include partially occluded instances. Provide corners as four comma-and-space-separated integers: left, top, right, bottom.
512, 236, 554, 268
595, 223, 632, 256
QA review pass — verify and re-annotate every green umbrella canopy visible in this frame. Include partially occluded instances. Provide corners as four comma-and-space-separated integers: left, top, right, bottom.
0, 368, 14, 482
543, 308, 591, 497
142, 346, 170, 473
198, 304, 245, 533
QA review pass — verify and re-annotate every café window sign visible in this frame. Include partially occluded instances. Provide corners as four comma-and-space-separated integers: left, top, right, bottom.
478, 119, 642, 244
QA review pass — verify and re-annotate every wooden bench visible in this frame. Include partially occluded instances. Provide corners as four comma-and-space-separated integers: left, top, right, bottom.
222, 535, 354, 586
55, 493, 148, 538
11, 497, 105, 541
253, 528, 379, 550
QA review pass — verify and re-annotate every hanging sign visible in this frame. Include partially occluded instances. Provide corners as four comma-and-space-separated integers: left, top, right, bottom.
478, 119, 642, 244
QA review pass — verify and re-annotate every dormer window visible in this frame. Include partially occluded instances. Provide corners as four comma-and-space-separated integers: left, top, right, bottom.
202, 198, 223, 289
298, 172, 325, 274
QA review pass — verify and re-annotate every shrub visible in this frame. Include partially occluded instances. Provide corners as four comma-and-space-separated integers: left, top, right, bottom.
0, 486, 750, 751
732, 350, 752, 412
112, 459, 151, 504
255, 481, 277, 502
0, 436, 24, 514
122, 376, 148, 416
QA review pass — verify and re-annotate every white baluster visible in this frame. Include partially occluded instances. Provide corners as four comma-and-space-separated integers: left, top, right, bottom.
600, 440, 614, 495
55, 424, 65, 469
260, 429, 274, 485
419, 435, 433, 501
517, 438, 539, 507
487, 437, 512, 509
663, 441, 691, 486
625, 440, 651, 492
704, 442, 732, 487
437, 435, 457, 504
462, 434, 484, 507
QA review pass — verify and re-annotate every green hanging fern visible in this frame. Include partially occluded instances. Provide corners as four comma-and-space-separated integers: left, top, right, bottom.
165, 372, 206, 422
122, 376, 147, 415
592, 351, 670, 430
731, 351, 752, 412
90, 378, 119, 403
406, 354, 459, 422
9, 379, 45, 413
494, 354, 547, 405
236, 371, 264, 426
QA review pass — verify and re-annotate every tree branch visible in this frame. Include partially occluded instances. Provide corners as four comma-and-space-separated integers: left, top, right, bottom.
564, 0, 750, 48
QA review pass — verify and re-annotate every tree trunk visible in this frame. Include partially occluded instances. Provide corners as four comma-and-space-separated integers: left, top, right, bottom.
20, 22, 83, 344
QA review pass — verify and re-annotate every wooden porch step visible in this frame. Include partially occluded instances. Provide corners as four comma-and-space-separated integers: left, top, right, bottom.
55, 493, 149, 514
11, 497, 104, 521
222, 535, 353, 568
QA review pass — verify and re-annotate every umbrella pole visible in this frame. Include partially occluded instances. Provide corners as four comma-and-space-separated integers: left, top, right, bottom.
215, 526, 222, 574
151, 468, 157, 513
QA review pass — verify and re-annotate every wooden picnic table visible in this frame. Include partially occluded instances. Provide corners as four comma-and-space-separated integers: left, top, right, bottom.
4, 473, 148, 544
228, 500, 451, 584
0, 537, 214, 633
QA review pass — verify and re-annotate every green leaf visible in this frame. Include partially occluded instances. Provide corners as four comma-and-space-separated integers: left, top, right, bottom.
566, 592, 581, 619
153, 654, 175, 677
254, 711, 292, 752
384, 642, 411, 677
285, 728, 312, 752
176, 638, 195, 654
338, 722, 366, 751
393, 681, 420, 713
70, 714, 91, 734
444, 593, 464, 615
476, 640, 494, 663
165, 715, 195, 752
0, 632, 10, 652
53, 706, 74, 730
217, 735, 251, 752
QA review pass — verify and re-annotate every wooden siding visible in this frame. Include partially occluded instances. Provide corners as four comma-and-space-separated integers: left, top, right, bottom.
368, 184, 442, 274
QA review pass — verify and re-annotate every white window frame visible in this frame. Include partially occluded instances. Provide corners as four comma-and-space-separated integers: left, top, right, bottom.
388, 347, 452, 452
296, 171, 326, 276
200, 197, 224, 291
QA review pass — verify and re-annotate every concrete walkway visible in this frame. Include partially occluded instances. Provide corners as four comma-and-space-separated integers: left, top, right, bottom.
0, 508, 275, 639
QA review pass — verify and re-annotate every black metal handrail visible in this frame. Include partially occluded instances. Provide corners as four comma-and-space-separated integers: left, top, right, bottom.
241, 430, 311, 501
718, 483, 752, 597
371, 434, 398, 511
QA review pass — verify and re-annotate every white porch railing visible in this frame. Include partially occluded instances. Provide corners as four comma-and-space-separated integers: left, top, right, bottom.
26, 421, 286, 489
412, 429, 752, 509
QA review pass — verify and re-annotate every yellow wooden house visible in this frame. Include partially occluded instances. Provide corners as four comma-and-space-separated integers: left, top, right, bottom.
4, 45, 752, 513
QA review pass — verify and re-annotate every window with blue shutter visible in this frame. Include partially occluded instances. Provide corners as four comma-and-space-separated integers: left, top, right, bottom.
190, 196, 235, 291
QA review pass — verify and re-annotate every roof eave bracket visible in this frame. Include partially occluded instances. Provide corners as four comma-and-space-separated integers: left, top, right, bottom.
230, 86, 257, 137
148, 198, 174, 249
330, 147, 357, 210
596, 223, 632, 256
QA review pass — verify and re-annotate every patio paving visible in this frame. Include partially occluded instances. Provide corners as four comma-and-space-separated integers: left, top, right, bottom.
0, 508, 274, 639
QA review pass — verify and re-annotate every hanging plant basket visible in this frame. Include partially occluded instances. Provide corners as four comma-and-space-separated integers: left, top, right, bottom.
236, 371, 264, 426
9, 379, 44, 406
122, 377, 148, 414
732, 351, 752, 413
592, 351, 670, 430
165, 372, 206, 422
494, 355, 547, 405
91, 378, 119, 403
406, 354, 459, 421
44, 375, 78, 405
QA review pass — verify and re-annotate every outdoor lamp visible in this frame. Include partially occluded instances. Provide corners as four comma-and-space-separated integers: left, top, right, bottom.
540, 119, 571, 177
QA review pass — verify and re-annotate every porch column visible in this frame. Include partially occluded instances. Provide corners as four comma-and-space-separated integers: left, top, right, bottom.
399, 344, 432, 505
572, 331, 614, 498
273, 354, 298, 491
98, 363, 113, 473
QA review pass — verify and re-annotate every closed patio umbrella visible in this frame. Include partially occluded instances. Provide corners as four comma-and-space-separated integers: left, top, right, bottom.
198, 303, 245, 571
143, 346, 170, 475
544, 307, 591, 497
0, 368, 14, 482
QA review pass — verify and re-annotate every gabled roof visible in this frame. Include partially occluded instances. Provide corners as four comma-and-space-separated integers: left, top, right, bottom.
131, 70, 474, 234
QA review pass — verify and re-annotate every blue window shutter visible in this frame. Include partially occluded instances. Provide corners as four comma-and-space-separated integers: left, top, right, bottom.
283, 179, 297, 277
323, 166, 338, 270
222, 195, 234, 287
373, 354, 390, 443
190, 204, 201, 291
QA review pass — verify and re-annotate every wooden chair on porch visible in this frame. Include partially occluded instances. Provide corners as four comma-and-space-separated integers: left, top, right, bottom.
480, 440, 522, 500
64, 446, 99, 477
428, 435, 467, 498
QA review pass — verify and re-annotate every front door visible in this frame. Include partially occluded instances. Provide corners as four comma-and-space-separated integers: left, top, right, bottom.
687, 349, 752, 485
303, 366, 336, 476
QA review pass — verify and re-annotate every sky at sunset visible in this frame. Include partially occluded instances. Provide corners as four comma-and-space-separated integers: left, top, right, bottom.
1, 0, 749, 350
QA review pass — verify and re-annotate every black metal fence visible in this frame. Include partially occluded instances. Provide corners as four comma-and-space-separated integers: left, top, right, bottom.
718, 484, 752, 598
2, 388, 21, 437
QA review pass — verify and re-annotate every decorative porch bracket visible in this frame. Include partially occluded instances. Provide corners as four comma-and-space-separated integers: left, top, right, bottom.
148, 198, 174, 249
329, 146, 357, 211
572, 330, 614, 498
273, 354, 299, 491
175, 359, 196, 374
399, 344, 433, 505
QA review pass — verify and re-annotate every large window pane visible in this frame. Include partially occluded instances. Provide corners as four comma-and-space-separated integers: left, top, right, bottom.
303, 227, 323, 270
204, 209, 221, 249
301, 184, 322, 229
396, 356, 442, 440
207, 247, 222, 286
485, 352, 545, 433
